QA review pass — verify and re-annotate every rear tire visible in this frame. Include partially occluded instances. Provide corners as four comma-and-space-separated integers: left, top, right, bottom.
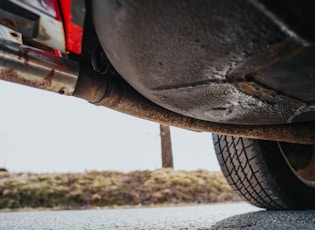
212, 134, 315, 210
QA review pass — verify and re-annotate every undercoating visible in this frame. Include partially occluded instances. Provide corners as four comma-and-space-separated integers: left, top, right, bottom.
92, 0, 315, 125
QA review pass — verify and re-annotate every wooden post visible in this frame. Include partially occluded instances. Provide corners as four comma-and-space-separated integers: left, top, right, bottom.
160, 124, 174, 168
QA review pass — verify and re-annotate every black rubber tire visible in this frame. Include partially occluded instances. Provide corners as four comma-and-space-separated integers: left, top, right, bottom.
212, 134, 315, 210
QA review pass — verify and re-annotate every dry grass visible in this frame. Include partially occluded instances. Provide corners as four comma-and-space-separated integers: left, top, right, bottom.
0, 169, 240, 210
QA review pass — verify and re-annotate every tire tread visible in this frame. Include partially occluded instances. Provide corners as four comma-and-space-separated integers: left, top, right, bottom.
213, 134, 289, 209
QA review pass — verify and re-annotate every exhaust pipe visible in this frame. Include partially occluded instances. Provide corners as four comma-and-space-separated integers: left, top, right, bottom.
74, 67, 315, 145
0, 28, 314, 144
0, 38, 78, 95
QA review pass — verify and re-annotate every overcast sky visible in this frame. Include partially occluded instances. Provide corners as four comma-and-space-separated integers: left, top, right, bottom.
0, 80, 219, 173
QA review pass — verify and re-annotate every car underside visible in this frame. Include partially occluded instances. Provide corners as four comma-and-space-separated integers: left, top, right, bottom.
1, 0, 315, 209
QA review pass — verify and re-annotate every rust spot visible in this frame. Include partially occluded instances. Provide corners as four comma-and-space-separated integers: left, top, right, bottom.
22, 37, 55, 53
0, 69, 28, 84
37, 26, 51, 41
237, 82, 258, 95
45, 69, 54, 84
18, 48, 30, 63
0, 18, 17, 28
0, 69, 53, 89
108, 90, 124, 108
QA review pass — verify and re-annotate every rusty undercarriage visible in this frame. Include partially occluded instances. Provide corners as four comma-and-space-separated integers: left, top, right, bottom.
1, 0, 315, 210
1, 0, 315, 144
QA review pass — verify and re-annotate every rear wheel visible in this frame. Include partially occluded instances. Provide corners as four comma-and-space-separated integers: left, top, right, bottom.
212, 134, 315, 210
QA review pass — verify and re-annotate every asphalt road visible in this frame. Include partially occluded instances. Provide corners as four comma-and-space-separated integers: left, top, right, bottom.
0, 202, 314, 229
